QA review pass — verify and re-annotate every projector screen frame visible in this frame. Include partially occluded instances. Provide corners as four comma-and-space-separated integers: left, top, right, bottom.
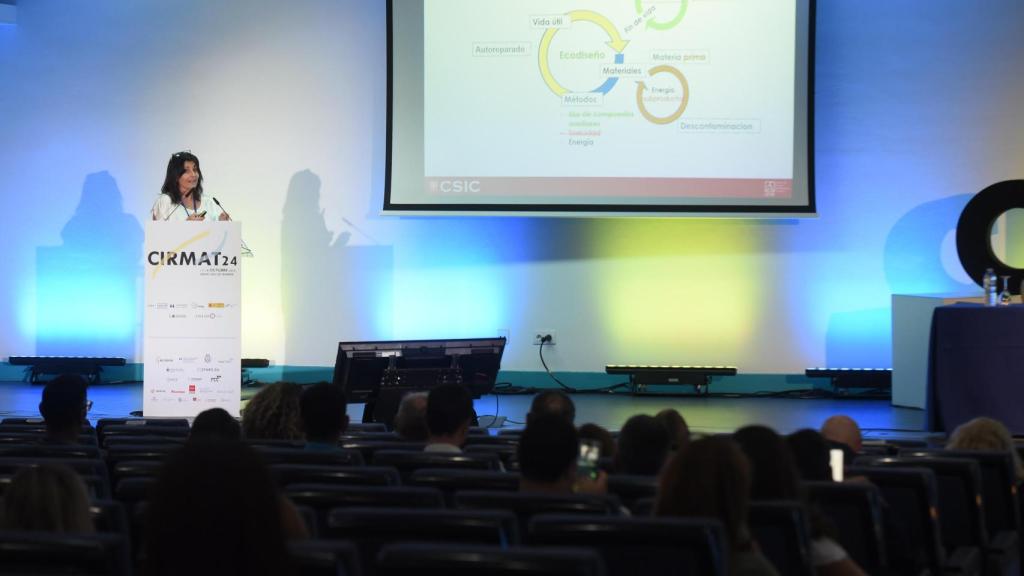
383, 0, 817, 217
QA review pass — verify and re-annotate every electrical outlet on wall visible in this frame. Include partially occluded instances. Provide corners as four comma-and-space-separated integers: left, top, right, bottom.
532, 331, 557, 345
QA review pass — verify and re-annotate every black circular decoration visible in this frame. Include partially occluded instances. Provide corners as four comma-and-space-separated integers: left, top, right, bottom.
956, 179, 1024, 293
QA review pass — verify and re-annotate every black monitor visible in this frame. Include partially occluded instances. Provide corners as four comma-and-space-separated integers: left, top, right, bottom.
331, 337, 506, 424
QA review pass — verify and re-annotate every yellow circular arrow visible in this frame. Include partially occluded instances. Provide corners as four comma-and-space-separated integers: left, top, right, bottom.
538, 11, 630, 97
635, 65, 689, 125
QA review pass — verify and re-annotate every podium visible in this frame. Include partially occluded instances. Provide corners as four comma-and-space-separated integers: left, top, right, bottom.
143, 222, 242, 417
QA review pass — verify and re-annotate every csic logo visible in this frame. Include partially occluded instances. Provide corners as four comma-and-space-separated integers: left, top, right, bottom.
438, 180, 481, 194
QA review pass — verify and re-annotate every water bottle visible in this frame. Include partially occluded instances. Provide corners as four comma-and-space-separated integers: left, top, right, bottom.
983, 268, 998, 306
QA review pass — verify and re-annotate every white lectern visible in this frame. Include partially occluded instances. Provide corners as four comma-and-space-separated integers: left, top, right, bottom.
143, 221, 242, 417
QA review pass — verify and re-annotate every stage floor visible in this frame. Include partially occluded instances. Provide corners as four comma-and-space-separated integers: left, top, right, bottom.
0, 380, 932, 441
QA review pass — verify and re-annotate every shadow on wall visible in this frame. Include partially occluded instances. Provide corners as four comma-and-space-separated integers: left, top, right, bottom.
36, 171, 143, 358
280, 170, 393, 379
823, 194, 975, 368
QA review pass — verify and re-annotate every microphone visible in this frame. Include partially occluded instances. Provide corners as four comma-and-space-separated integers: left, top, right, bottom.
212, 197, 253, 256
211, 196, 231, 220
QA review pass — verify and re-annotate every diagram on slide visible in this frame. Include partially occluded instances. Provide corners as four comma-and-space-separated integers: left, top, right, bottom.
537, 3, 690, 126
422, 0, 795, 183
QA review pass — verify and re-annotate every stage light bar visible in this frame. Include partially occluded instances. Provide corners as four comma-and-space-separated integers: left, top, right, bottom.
8, 356, 127, 384
605, 364, 738, 395
804, 367, 892, 390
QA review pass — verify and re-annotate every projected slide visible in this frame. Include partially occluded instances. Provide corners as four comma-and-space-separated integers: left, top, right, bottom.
388, 0, 811, 213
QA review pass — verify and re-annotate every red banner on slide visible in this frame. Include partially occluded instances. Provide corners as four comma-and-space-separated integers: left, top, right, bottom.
425, 177, 793, 199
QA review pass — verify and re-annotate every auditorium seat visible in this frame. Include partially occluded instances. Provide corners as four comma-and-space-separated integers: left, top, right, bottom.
804, 481, 888, 575
0, 471, 110, 500
97, 425, 189, 445
113, 476, 156, 511
629, 496, 655, 517
89, 499, 131, 537
285, 484, 445, 534
338, 432, 400, 443
289, 539, 362, 576
899, 449, 1021, 545
325, 507, 519, 574
272, 464, 400, 489
748, 501, 815, 576
251, 445, 364, 467
0, 456, 109, 483
370, 450, 501, 482
0, 443, 102, 459
845, 465, 979, 575
0, 531, 131, 576
464, 434, 521, 446
376, 542, 604, 576
453, 490, 622, 536
339, 441, 426, 463
0, 431, 99, 446
347, 422, 388, 433
409, 468, 520, 505
528, 513, 727, 576
463, 444, 519, 470
96, 417, 189, 433
605, 474, 658, 509
101, 435, 185, 448
860, 455, 1016, 576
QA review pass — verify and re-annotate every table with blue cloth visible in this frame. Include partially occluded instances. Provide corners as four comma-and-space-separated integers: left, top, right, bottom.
928, 302, 1024, 434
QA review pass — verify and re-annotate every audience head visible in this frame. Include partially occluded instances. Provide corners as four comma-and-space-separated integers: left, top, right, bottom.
656, 436, 752, 553
821, 414, 863, 453
242, 382, 304, 441
733, 425, 801, 501
300, 382, 349, 444
786, 428, 834, 482
526, 390, 576, 425
426, 384, 474, 445
190, 408, 241, 442
39, 374, 89, 442
0, 464, 93, 533
518, 413, 580, 493
655, 408, 691, 451
948, 416, 1024, 481
578, 423, 616, 463
393, 391, 429, 441
615, 414, 672, 475
145, 441, 290, 576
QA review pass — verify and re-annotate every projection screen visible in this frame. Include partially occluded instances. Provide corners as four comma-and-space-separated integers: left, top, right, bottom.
385, 0, 816, 216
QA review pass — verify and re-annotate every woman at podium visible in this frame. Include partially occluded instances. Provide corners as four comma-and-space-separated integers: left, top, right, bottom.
151, 151, 230, 222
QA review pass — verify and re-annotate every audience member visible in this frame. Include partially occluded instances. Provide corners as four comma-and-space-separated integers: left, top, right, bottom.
614, 414, 671, 475
144, 441, 304, 576
821, 415, 862, 464
789, 428, 917, 574
735, 426, 867, 576
0, 464, 93, 533
38, 373, 90, 444
518, 413, 606, 495
424, 384, 474, 452
656, 436, 779, 576
947, 416, 1024, 481
393, 391, 429, 441
190, 407, 241, 442
655, 408, 691, 451
578, 422, 616, 463
526, 390, 575, 425
241, 382, 304, 441
786, 428, 833, 482
300, 382, 349, 450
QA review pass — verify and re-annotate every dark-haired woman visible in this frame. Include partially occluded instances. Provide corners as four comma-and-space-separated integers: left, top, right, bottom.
151, 151, 229, 221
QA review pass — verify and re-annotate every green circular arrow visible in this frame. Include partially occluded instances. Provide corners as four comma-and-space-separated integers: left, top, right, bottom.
634, 0, 688, 31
